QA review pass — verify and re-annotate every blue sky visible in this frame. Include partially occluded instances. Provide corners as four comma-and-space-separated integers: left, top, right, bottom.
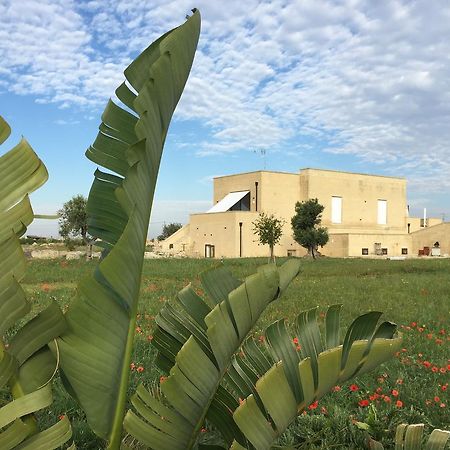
1, 0, 449, 237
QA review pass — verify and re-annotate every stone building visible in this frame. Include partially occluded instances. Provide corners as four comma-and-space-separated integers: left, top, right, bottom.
161, 168, 448, 258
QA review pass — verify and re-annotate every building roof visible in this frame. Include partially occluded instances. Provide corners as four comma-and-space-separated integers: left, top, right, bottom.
212, 168, 406, 181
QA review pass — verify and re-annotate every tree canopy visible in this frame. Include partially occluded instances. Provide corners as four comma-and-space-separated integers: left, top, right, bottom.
158, 222, 183, 241
58, 194, 91, 247
291, 198, 329, 258
252, 212, 285, 262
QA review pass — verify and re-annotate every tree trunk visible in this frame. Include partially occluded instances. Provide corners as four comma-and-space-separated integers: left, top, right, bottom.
269, 245, 275, 263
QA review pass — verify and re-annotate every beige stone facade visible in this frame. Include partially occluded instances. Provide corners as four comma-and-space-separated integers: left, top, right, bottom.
161, 169, 446, 258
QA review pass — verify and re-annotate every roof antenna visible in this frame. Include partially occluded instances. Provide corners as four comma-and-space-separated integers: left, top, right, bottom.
253, 148, 267, 170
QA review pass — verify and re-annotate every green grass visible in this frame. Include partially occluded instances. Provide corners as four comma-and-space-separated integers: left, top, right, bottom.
7, 257, 450, 449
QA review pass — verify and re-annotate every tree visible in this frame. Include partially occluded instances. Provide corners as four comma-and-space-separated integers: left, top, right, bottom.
58, 194, 92, 252
158, 222, 182, 240
252, 212, 285, 262
291, 198, 329, 258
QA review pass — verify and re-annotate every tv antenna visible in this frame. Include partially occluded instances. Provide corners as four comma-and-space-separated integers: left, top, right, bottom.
254, 148, 267, 170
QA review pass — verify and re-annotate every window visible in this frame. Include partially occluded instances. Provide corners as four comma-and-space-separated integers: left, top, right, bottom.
331, 196, 342, 224
381, 248, 388, 255
362, 248, 369, 255
377, 200, 387, 225
402, 248, 408, 255
169, 244, 173, 249
205, 244, 215, 258
287, 249, 297, 257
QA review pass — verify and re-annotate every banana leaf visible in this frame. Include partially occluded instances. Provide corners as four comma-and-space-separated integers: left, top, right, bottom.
123, 259, 301, 449
56, 10, 201, 449
228, 306, 402, 449
0, 115, 72, 448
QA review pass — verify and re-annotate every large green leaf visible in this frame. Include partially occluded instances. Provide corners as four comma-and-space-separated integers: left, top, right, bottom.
0, 115, 71, 448
368, 423, 450, 450
56, 10, 201, 449
228, 306, 402, 449
123, 259, 301, 450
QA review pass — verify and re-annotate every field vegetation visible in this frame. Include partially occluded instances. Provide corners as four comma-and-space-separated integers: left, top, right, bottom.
11, 256, 449, 449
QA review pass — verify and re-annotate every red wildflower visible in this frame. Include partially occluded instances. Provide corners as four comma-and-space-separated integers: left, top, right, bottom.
436, 339, 443, 345
440, 367, 447, 374
418, 327, 424, 332
426, 333, 433, 340
349, 384, 359, 392
130, 362, 136, 371
308, 401, 319, 410
358, 399, 370, 407
258, 335, 265, 343
434, 396, 440, 402
423, 361, 431, 368
411, 322, 417, 327
137, 366, 144, 373
396, 400, 403, 408
383, 396, 391, 403
432, 366, 439, 373
391, 389, 399, 397
376, 387, 383, 394
440, 403, 446, 408
332, 385, 341, 392
160, 376, 167, 383
147, 335, 153, 342
441, 384, 448, 392
293, 337, 299, 345
59, 414, 66, 420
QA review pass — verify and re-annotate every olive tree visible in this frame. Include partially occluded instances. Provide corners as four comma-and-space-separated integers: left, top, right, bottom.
291, 198, 329, 258
252, 211, 285, 262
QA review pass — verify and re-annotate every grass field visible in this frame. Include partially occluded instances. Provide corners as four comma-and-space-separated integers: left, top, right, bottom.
7, 257, 450, 448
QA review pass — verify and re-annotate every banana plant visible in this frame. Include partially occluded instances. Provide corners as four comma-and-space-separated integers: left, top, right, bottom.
0, 115, 72, 449
123, 259, 301, 449
227, 307, 402, 449
368, 423, 450, 450
55, 9, 201, 450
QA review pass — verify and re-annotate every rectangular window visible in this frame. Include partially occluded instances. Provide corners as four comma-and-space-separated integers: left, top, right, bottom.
381, 248, 388, 255
331, 196, 342, 224
362, 248, 369, 255
402, 248, 408, 255
377, 199, 387, 225
205, 244, 215, 258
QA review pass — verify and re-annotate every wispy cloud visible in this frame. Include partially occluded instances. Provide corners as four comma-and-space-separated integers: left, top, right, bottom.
1, 0, 450, 195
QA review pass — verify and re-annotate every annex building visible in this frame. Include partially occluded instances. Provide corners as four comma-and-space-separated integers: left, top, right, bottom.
161, 169, 450, 258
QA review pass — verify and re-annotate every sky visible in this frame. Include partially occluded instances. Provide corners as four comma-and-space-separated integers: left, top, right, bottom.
1, 0, 449, 238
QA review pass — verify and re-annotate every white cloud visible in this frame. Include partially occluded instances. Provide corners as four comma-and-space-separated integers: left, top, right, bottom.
1, 0, 450, 198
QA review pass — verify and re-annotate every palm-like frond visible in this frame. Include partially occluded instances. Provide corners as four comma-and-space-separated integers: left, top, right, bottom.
56, 10, 201, 449
368, 423, 450, 450
123, 260, 301, 449
0, 115, 72, 449
227, 306, 402, 449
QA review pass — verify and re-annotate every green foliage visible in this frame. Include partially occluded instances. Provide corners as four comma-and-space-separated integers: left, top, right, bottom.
58, 195, 91, 247
0, 115, 72, 448
55, 10, 201, 450
252, 212, 285, 261
158, 222, 183, 241
367, 423, 450, 449
291, 199, 329, 258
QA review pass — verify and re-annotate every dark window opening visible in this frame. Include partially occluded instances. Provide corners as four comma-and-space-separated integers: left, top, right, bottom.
401, 248, 408, 255
407, 223, 410, 233
362, 248, 369, 255
169, 244, 173, 249
287, 249, 296, 257
205, 244, 215, 258
381, 248, 388, 255
230, 192, 250, 211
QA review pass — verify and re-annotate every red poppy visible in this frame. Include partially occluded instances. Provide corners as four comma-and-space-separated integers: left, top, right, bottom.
358, 399, 369, 407
349, 384, 359, 392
